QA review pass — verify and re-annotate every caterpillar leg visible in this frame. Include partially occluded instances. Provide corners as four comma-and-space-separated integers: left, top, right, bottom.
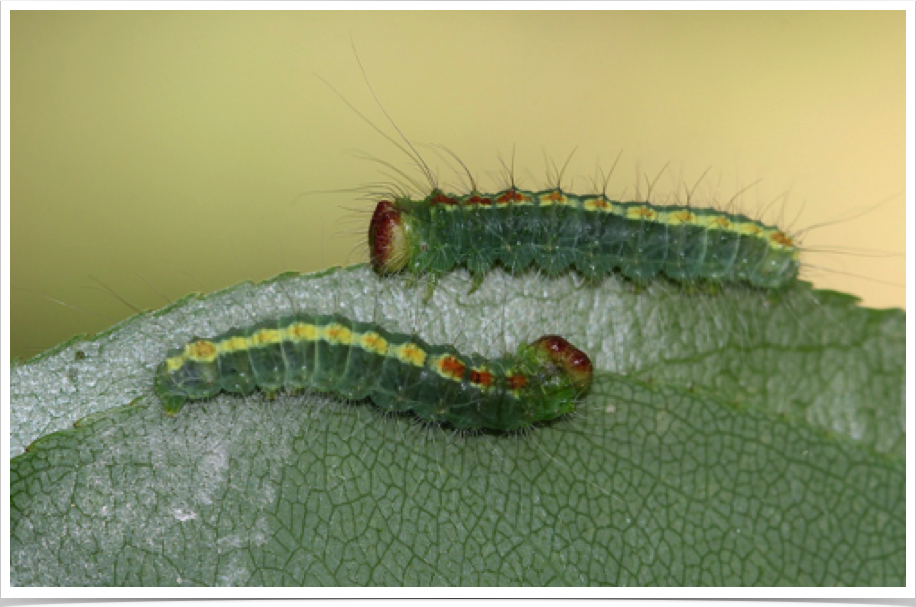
422, 274, 440, 303
467, 272, 485, 295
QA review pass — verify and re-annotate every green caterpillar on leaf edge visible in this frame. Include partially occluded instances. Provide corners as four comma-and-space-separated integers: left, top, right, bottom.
154, 312, 593, 432
369, 187, 801, 289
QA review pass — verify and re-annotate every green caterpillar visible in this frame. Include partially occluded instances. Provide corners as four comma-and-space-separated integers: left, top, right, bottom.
154, 312, 593, 431
369, 187, 801, 289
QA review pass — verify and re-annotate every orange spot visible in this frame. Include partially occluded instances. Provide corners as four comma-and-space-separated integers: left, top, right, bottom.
467, 194, 493, 206
636, 207, 655, 219
547, 191, 564, 202
289, 323, 316, 339
674, 210, 694, 222
508, 374, 528, 390
714, 216, 731, 228
439, 356, 466, 379
429, 192, 458, 206
252, 331, 272, 345
497, 189, 525, 203
771, 232, 795, 247
189, 340, 217, 358
593, 199, 610, 209
470, 369, 494, 387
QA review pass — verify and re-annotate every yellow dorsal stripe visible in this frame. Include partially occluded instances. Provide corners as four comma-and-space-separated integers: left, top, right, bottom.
429, 189, 796, 252
166, 321, 433, 372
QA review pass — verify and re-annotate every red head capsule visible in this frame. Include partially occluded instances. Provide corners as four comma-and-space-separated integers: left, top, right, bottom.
532, 335, 594, 393
368, 200, 410, 274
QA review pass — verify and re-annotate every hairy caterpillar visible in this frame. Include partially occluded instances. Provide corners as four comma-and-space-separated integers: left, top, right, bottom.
326, 56, 808, 292
369, 187, 800, 289
154, 311, 593, 431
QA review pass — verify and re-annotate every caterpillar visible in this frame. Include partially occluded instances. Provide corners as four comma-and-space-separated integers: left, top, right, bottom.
368, 187, 800, 289
327, 57, 805, 291
153, 311, 593, 431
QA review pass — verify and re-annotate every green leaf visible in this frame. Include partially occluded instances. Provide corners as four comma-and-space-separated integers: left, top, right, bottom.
10, 265, 905, 586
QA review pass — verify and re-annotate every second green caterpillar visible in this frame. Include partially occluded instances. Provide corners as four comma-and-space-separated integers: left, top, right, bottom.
369, 187, 800, 289
154, 313, 593, 432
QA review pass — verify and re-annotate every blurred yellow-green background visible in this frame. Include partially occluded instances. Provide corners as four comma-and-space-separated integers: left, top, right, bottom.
11, 11, 906, 360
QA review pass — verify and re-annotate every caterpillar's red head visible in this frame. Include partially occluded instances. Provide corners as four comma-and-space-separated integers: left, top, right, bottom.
369, 200, 411, 274
531, 335, 594, 393
509, 335, 593, 427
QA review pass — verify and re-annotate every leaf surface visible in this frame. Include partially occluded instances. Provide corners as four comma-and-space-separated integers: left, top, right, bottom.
10, 265, 906, 586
